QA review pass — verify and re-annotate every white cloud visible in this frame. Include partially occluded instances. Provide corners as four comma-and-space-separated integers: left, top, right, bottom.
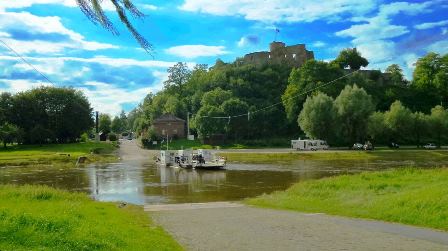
0, 0, 116, 11
312, 41, 326, 48
165, 45, 228, 58
426, 40, 448, 55
179, 0, 377, 23
140, 4, 158, 11
334, 1, 437, 76
0, 79, 53, 93
0, 11, 118, 54
443, 28, 448, 35
80, 82, 156, 115
414, 20, 448, 30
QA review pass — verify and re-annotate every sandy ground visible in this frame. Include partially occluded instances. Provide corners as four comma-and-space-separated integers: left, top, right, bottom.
148, 202, 448, 251
119, 140, 448, 251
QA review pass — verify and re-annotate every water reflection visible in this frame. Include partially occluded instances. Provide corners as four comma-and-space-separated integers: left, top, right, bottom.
1, 156, 447, 205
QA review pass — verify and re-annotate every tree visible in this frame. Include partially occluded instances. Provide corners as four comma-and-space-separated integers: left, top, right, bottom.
194, 105, 225, 138
9, 87, 93, 143
334, 85, 375, 144
384, 101, 413, 143
428, 105, 448, 147
367, 112, 388, 145
99, 114, 112, 134
385, 64, 406, 85
0, 123, 19, 148
411, 112, 429, 148
413, 52, 441, 90
333, 48, 369, 70
222, 98, 249, 140
164, 62, 191, 91
298, 93, 338, 141
282, 60, 343, 122
77, 0, 151, 52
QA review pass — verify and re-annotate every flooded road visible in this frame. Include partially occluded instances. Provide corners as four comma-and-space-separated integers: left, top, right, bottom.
2, 152, 448, 205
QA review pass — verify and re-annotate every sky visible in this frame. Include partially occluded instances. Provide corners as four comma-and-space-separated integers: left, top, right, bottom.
0, 0, 447, 115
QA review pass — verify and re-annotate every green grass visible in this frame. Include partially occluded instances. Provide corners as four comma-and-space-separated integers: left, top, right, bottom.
222, 149, 448, 163
153, 138, 291, 150
0, 142, 118, 166
0, 185, 182, 251
247, 168, 448, 231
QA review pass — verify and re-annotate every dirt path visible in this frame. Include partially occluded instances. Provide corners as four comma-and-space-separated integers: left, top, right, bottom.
147, 202, 448, 251
118, 139, 157, 162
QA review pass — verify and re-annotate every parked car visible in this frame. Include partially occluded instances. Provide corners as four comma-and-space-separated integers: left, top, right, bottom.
352, 143, 363, 150
423, 143, 437, 149
389, 142, 399, 148
363, 141, 374, 151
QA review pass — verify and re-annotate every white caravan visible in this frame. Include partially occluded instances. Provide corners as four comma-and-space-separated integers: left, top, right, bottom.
291, 139, 329, 151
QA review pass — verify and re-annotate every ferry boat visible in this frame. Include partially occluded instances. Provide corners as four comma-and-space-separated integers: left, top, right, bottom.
156, 149, 226, 170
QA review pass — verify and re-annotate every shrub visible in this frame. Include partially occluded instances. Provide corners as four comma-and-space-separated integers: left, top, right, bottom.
80, 132, 89, 142
108, 133, 118, 141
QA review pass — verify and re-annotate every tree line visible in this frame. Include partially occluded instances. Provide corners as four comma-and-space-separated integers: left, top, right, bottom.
127, 49, 448, 147
0, 87, 93, 147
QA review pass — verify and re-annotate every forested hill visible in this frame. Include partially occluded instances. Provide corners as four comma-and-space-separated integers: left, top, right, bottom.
128, 50, 448, 146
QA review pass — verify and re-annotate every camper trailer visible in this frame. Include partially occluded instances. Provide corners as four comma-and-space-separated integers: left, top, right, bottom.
291, 139, 329, 151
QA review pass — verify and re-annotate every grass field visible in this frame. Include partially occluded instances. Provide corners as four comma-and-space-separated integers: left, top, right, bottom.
247, 168, 448, 231
0, 142, 118, 166
152, 138, 291, 150
0, 185, 182, 251
221, 149, 448, 163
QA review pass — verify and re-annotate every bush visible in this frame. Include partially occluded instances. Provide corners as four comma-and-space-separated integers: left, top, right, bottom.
80, 132, 89, 142
141, 127, 158, 148
108, 133, 118, 141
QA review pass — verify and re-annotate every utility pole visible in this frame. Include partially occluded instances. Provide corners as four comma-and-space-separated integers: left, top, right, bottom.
187, 112, 190, 137
95, 111, 99, 142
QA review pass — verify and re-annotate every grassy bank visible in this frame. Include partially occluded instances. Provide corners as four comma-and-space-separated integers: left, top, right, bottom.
221, 150, 448, 163
0, 185, 181, 250
0, 142, 118, 166
248, 168, 448, 231
151, 138, 291, 150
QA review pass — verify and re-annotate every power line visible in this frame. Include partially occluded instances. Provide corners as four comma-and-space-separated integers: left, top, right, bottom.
0, 38, 56, 86
198, 69, 360, 120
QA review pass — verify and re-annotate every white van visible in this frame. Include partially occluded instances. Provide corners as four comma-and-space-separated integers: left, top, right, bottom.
291, 139, 329, 151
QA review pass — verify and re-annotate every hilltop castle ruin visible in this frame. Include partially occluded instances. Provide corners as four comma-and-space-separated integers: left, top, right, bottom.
237, 41, 314, 67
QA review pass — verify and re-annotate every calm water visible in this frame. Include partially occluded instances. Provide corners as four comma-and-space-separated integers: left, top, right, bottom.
1, 157, 447, 205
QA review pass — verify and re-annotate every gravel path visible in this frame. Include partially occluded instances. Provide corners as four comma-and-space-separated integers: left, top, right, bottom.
148, 203, 448, 251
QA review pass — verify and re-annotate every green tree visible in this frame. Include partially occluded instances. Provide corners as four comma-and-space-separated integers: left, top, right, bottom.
282, 60, 343, 121
201, 88, 233, 107
367, 112, 388, 145
99, 114, 112, 134
164, 62, 191, 92
333, 48, 369, 70
77, 0, 151, 52
222, 98, 249, 140
194, 105, 225, 138
384, 101, 413, 143
385, 64, 406, 85
428, 105, 448, 147
0, 123, 19, 148
298, 93, 338, 141
334, 85, 375, 144
413, 52, 441, 90
411, 112, 429, 148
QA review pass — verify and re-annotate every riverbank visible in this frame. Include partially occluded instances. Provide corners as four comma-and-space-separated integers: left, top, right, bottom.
0, 185, 181, 250
0, 141, 118, 167
221, 149, 448, 163
248, 168, 448, 231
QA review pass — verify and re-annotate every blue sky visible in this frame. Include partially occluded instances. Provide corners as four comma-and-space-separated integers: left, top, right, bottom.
0, 0, 447, 115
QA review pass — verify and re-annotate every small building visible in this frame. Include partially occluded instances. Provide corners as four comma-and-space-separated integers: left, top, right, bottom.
153, 114, 186, 139
99, 132, 108, 141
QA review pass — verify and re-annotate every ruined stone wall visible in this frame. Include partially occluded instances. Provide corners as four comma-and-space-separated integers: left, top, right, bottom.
240, 41, 314, 67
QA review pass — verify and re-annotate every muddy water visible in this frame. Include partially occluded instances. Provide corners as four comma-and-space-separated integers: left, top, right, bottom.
1, 157, 447, 205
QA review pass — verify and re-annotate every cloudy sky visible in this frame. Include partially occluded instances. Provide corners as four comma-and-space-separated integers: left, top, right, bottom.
0, 0, 447, 115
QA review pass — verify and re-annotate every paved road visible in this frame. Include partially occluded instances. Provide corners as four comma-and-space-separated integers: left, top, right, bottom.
147, 202, 448, 251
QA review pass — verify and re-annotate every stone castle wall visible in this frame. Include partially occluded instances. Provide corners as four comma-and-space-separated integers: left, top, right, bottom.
240, 41, 314, 67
